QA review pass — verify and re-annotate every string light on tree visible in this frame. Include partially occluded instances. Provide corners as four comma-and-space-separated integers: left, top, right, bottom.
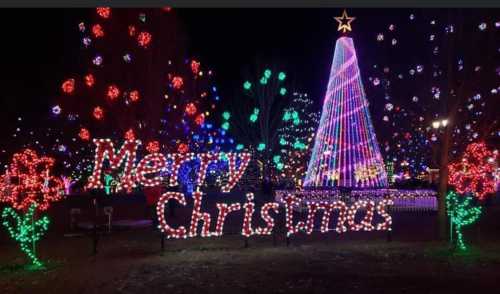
277, 92, 320, 187
53, 9, 236, 175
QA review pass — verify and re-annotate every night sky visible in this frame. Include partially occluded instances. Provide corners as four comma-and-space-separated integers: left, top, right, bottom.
0, 8, 497, 151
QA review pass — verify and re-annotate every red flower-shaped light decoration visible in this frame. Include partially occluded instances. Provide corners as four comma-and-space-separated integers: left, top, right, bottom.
146, 141, 160, 153
92, 24, 104, 38
79, 128, 90, 141
191, 60, 200, 75
124, 129, 136, 141
0, 149, 63, 212
106, 85, 120, 100
171, 76, 183, 90
129, 90, 140, 102
96, 7, 111, 19
195, 113, 205, 125
137, 31, 152, 48
185, 103, 197, 116
177, 143, 189, 154
448, 142, 497, 200
84, 74, 95, 87
128, 25, 136, 37
93, 106, 104, 120
61, 78, 75, 94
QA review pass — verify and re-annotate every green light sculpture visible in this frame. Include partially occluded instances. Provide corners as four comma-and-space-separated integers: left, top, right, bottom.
263, 69, 272, 78
222, 111, 231, 120
2, 204, 49, 268
446, 191, 482, 251
249, 108, 260, 123
278, 72, 286, 81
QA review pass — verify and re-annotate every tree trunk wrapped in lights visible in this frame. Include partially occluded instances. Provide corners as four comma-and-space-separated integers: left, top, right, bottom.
276, 92, 320, 188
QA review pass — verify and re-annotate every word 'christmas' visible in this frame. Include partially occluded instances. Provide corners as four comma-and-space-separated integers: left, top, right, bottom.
157, 191, 394, 238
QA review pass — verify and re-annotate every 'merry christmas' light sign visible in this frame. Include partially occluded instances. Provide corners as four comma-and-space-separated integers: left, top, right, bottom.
87, 139, 393, 239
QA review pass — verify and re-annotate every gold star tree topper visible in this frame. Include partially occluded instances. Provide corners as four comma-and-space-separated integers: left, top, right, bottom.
335, 10, 355, 33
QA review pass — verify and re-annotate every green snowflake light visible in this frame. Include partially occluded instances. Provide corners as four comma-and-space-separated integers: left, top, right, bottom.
446, 191, 482, 251
283, 111, 291, 121
264, 69, 272, 78
279, 88, 287, 96
273, 155, 281, 164
259, 77, 268, 85
257, 143, 266, 151
279, 137, 287, 146
293, 140, 306, 150
2, 204, 49, 268
221, 121, 230, 130
276, 162, 284, 170
278, 72, 286, 81
236, 144, 244, 150
291, 111, 300, 125
249, 114, 258, 123
222, 111, 231, 120
219, 152, 229, 162
249, 108, 260, 123
243, 81, 252, 90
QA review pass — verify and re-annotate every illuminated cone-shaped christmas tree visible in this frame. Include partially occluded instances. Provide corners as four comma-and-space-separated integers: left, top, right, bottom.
304, 34, 387, 188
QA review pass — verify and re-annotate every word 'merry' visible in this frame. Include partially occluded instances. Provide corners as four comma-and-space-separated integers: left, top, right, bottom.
86, 139, 250, 193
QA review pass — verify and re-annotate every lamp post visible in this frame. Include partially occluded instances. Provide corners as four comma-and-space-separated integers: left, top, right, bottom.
432, 119, 448, 130
431, 118, 450, 240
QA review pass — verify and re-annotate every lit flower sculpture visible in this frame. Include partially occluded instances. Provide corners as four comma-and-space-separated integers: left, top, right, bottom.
0, 149, 63, 268
446, 191, 482, 250
448, 142, 497, 200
